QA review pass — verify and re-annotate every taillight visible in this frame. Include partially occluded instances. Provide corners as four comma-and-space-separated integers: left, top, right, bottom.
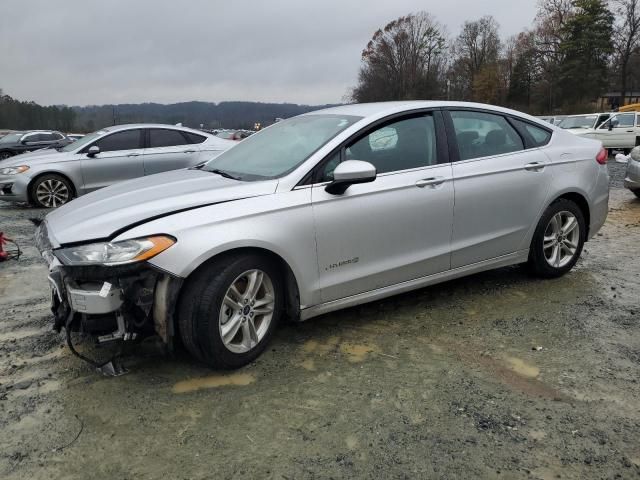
596, 147, 608, 165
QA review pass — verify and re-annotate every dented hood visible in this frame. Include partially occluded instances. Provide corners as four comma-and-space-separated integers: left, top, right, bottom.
45, 168, 278, 246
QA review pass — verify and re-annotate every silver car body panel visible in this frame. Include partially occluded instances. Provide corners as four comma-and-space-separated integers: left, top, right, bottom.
41, 101, 609, 322
625, 154, 640, 191
0, 124, 234, 203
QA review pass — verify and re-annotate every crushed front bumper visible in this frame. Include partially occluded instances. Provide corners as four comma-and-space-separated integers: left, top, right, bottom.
36, 222, 183, 350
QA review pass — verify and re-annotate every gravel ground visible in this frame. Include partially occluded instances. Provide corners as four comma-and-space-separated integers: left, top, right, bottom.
0, 161, 638, 480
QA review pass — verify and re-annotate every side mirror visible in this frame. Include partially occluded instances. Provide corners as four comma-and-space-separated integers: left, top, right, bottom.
87, 145, 100, 157
609, 119, 619, 131
325, 160, 377, 195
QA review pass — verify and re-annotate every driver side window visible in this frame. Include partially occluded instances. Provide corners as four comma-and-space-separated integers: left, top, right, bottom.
319, 114, 437, 182
91, 129, 143, 153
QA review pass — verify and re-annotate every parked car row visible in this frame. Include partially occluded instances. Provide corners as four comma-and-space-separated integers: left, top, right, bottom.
0, 124, 235, 207
538, 110, 640, 153
214, 129, 255, 141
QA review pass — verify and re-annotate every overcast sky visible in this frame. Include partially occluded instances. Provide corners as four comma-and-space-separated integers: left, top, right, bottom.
0, 0, 538, 107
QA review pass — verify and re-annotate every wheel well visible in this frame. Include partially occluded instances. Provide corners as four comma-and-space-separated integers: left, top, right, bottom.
28, 172, 77, 203
555, 192, 591, 237
184, 247, 301, 321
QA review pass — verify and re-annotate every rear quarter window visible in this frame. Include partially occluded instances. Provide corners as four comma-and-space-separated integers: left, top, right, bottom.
184, 132, 207, 144
511, 119, 552, 147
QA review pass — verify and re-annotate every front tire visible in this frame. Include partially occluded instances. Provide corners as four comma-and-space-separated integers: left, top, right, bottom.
528, 199, 586, 278
0, 151, 13, 160
632, 189, 640, 199
178, 253, 282, 369
30, 174, 73, 208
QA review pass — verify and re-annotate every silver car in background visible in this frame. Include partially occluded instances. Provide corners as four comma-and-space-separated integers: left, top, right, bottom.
625, 147, 640, 198
0, 124, 234, 207
36, 101, 609, 371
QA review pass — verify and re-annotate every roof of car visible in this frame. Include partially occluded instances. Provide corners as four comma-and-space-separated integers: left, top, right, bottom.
100, 124, 211, 135
304, 101, 547, 123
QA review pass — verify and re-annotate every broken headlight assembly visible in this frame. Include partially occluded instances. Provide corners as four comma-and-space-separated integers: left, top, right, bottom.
55, 235, 176, 266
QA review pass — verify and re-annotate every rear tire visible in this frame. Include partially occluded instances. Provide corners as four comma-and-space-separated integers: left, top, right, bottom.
528, 199, 586, 278
0, 151, 12, 160
178, 253, 282, 369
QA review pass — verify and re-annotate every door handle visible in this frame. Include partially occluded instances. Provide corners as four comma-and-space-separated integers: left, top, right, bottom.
183, 150, 196, 154
127, 153, 140, 157
524, 162, 545, 172
627, 130, 634, 133
416, 177, 445, 188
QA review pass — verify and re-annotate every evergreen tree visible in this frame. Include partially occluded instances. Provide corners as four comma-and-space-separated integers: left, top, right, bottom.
558, 0, 614, 107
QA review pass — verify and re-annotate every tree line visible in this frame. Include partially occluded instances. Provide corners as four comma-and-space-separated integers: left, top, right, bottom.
0, 90, 75, 132
351, 0, 640, 114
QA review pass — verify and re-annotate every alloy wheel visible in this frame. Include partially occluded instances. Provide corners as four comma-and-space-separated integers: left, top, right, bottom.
35, 179, 69, 207
543, 211, 580, 268
218, 269, 275, 354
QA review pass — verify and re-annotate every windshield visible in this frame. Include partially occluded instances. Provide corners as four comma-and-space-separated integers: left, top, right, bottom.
202, 114, 361, 180
558, 116, 597, 129
60, 130, 107, 152
0, 133, 23, 144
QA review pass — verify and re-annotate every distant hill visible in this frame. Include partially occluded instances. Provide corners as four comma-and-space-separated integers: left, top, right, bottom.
71, 101, 341, 132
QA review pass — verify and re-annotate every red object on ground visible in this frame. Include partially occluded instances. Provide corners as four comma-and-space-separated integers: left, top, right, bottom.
0, 232, 9, 261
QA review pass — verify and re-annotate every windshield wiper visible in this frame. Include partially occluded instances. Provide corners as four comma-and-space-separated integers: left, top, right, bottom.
207, 168, 242, 180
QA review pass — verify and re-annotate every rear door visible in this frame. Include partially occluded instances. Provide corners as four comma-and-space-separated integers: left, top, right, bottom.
446, 109, 554, 268
80, 129, 144, 192
142, 128, 201, 175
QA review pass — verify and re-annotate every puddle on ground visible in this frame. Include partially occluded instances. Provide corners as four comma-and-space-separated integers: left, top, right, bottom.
172, 372, 256, 393
527, 429, 547, 441
301, 336, 340, 355
345, 435, 359, 450
504, 356, 540, 378
339, 342, 378, 363
300, 358, 316, 371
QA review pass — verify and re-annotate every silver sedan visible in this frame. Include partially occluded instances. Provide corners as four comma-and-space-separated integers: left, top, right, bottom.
0, 124, 234, 207
37, 101, 610, 370
625, 147, 640, 198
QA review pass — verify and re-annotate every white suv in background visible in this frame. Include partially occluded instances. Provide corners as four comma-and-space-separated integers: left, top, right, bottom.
562, 112, 640, 153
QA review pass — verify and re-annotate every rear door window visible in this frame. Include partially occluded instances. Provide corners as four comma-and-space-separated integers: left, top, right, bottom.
149, 129, 190, 148
450, 110, 524, 160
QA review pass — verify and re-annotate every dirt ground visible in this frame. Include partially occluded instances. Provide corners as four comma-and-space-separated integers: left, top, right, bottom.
0, 162, 639, 480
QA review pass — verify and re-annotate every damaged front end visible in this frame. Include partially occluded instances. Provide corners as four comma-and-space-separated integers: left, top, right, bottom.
36, 221, 182, 375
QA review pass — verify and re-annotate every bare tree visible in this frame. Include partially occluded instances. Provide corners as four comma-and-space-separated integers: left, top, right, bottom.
452, 16, 501, 101
533, 0, 575, 112
612, 0, 640, 106
351, 12, 448, 102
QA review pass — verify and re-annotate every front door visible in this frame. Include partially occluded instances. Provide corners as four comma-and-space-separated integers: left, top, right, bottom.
80, 129, 144, 193
312, 112, 454, 303
594, 112, 637, 149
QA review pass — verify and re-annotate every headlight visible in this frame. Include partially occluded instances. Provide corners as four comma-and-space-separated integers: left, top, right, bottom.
0, 165, 29, 175
55, 235, 175, 266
